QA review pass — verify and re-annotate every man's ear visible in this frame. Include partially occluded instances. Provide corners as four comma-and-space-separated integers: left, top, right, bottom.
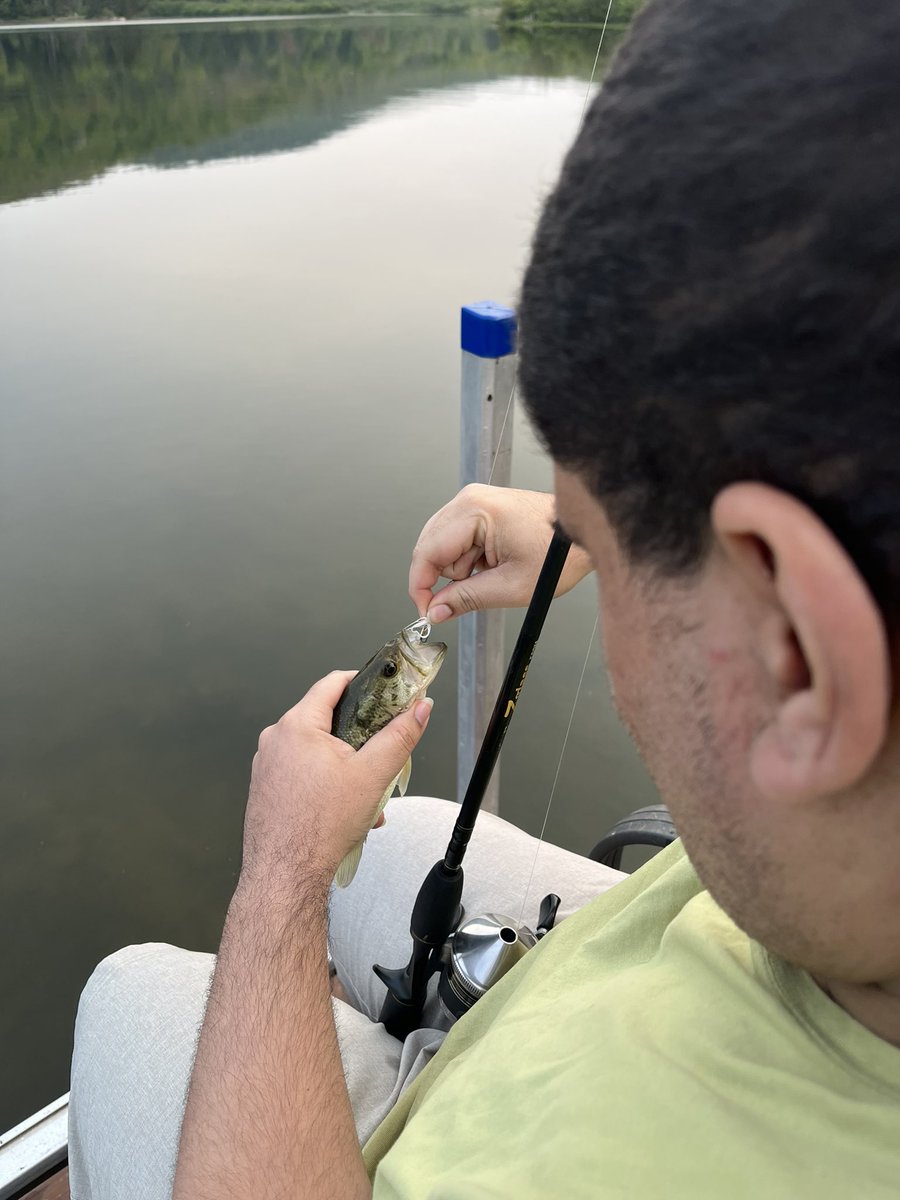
712, 483, 891, 803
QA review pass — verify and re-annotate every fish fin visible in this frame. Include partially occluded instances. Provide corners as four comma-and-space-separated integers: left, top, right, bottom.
335, 841, 365, 889
334, 789, 394, 889
397, 757, 412, 798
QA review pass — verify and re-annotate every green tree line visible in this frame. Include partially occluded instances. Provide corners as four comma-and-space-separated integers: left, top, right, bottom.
0, 0, 643, 28
0, 0, 470, 20
500, 0, 641, 27
0, 19, 627, 204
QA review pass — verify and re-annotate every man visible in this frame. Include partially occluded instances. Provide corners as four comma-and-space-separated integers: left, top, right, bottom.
70, 0, 900, 1194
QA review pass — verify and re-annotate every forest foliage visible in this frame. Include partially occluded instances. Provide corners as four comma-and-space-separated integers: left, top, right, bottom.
499, 0, 641, 27
0, 19, 627, 204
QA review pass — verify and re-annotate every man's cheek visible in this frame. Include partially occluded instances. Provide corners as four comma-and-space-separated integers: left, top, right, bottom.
600, 602, 643, 698
603, 647, 645, 748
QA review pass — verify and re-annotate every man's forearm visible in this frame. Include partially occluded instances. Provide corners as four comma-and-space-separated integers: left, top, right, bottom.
172, 875, 371, 1200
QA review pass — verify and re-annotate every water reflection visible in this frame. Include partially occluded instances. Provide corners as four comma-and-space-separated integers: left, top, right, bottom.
0, 17, 654, 1131
0, 17, 617, 206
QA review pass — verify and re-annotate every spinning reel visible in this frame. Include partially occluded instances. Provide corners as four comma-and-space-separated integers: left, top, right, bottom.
434, 893, 561, 1027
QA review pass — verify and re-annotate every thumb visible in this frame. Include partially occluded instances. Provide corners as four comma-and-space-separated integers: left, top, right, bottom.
355, 698, 434, 788
428, 564, 521, 621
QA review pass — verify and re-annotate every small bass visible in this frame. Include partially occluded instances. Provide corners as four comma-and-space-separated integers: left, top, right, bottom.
331, 618, 447, 887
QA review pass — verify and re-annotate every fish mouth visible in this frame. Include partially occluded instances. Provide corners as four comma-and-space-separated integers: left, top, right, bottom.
400, 622, 448, 679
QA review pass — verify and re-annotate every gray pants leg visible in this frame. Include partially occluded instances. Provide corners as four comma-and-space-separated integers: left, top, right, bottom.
69, 796, 624, 1200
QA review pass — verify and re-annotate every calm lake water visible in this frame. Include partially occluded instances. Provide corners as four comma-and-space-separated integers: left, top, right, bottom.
0, 14, 657, 1129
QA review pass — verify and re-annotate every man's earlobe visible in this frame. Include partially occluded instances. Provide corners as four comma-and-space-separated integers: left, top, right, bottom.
712, 483, 891, 803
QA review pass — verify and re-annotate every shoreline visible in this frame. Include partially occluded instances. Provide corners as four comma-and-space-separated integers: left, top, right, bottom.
0, 11, 431, 33
0, 9, 611, 35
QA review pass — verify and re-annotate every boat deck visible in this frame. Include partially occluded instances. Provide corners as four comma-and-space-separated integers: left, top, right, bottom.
21, 1168, 68, 1200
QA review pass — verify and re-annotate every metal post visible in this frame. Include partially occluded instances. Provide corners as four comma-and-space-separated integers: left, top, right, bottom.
458, 302, 517, 814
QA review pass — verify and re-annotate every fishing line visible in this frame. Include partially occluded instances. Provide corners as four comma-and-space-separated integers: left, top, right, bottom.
486, 379, 517, 488
490, 0, 614, 494
516, 614, 598, 929
511, 0, 616, 920
487, 0, 612, 494
581, 0, 617, 124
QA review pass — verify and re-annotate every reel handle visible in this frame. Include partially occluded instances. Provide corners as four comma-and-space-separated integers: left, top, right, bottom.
374, 859, 464, 1039
536, 892, 561, 938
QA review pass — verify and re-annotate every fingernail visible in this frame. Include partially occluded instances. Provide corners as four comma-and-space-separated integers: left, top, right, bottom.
414, 697, 434, 727
427, 604, 452, 624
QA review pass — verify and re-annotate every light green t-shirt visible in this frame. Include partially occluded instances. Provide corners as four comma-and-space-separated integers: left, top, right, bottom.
364, 840, 900, 1197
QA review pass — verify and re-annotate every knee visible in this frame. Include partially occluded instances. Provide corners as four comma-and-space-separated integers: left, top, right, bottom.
76, 945, 158, 1052
383, 794, 458, 836
82, 943, 158, 992
76, 943, 216, 1046
78, 944, 144, 1019
80, 943, 183, 1009
70, 947, 213, 1198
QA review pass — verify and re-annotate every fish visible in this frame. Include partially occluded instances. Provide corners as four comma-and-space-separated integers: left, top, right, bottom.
331, 618, 447, 887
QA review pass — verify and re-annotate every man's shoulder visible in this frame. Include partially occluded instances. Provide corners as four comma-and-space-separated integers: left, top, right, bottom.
371, 841, 900, 1198
543, 836, 706, 960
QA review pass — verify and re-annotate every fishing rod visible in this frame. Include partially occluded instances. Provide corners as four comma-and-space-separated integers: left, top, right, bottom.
373, 525, 572, 1039
372, 0, 620, 1041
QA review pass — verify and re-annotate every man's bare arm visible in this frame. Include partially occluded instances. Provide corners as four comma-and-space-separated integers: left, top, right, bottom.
172, 671, 432, 1200
172, 877, 368, 1200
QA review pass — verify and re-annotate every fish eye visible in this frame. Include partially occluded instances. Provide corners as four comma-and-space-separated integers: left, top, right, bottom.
382, 661, 398, 678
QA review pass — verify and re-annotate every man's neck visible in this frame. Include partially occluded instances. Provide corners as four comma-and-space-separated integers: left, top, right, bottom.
816, 974, 900, 1047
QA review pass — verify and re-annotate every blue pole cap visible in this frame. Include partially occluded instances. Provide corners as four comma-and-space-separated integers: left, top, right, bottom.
461, 302, 517, 359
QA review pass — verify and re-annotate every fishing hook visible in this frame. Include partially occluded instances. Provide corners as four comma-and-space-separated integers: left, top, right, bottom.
403, 617, 433, 643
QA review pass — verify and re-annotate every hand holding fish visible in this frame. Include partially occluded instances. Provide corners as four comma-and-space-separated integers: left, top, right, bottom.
409, 484, 593, 624
240, 670, 433, 896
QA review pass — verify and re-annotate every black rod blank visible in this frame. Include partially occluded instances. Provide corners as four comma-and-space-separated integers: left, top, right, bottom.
444, 527, 572, 870
374, 527, 571, 1038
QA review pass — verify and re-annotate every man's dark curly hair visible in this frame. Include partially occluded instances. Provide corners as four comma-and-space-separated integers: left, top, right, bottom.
520, 0, 900, 629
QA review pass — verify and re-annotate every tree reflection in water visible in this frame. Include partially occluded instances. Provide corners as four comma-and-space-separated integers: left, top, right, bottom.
0, 18, 625, 206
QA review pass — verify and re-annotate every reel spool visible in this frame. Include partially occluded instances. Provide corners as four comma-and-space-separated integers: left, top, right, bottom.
436, 893, 561, 1026
439, 914, 536, 1023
